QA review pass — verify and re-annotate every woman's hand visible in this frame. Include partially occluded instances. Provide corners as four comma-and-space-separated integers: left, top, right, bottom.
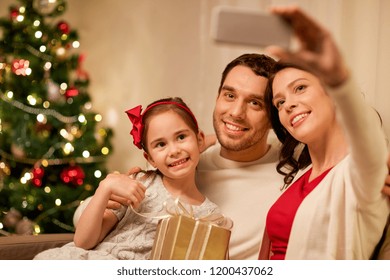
266, 5, 349, 87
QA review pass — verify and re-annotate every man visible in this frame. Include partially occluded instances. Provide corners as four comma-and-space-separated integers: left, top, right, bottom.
196, 53, 283, 260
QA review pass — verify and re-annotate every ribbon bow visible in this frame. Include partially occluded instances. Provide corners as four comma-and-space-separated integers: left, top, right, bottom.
131, 197, 233, 230
125, 105, 143, 149
165, 199, 233, 229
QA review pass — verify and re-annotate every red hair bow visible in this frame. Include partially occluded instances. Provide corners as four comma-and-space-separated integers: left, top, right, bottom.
125, 105, 143, 149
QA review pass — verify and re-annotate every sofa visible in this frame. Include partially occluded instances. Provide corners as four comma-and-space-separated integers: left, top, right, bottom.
1, 203, 388, 260
0, 233, 74, 260
1, 231, 389, 260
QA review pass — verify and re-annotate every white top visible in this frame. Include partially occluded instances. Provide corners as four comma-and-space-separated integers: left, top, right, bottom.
196, 137, 284, 260
285, 78, 390, 259
35, 173, 219, 260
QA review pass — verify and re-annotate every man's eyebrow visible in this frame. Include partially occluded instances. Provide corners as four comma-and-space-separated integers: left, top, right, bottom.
250, 93, 265, 100
221, 85, 236, 92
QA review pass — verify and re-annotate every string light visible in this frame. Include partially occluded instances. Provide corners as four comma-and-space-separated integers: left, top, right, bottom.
84, 102, 92, 110
1, 148, 107, 166
37, 114, 46, 123
34, 224, 41, 234
34, 31, 43, 39
43, 61, 52, 70
82, 150, 90, 158
43, 101, 50, 108
26, 44, 53, 61
60, 83, 67, 90
27, 95, 37, 105
55, 199, 62, 206
72, 41, 80, 48
62, 142, 74, 155
101, 147, 109, 155
94, 114, 102, 122
1, 93, 79, 123
78, 114, 86, 124
16, 15, 24, 22
94, 170, 102, 178
56, 47, 66, 57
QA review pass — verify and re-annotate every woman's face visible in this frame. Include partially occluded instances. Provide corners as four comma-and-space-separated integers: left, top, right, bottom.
271, 67, 337, 144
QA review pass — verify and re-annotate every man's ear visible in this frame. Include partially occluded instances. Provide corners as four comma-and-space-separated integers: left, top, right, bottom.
143, 152, 156, 168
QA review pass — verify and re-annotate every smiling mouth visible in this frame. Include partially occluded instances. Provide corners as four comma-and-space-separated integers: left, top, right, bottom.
224, 122, 247, 132
169, 158, 189, 167
291, 113, 309, 126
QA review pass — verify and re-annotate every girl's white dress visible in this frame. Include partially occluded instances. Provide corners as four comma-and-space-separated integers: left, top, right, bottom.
33, 173, 219, 260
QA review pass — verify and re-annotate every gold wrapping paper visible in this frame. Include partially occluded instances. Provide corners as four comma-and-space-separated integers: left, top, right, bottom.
150, 215, 231, 260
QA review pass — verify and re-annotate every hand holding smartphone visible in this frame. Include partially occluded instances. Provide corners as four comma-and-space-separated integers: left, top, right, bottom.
210, 6, 292, 49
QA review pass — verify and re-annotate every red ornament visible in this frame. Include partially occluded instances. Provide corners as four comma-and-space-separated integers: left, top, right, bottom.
65, 86, 79, 98
76, 54, 89, 81
11, 58, 30, 76
35, 121, 52, 133
10, 7, 19, 21
60, 165, 85, 186
57, 21, 70, 34
32, 166, 45, 187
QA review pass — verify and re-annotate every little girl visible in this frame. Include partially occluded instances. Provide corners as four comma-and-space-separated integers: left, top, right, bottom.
34, 97, 220, 259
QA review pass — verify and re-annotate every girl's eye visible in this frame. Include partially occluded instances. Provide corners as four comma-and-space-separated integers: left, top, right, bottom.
177, 134, 186, 141
155, 142, 165, 148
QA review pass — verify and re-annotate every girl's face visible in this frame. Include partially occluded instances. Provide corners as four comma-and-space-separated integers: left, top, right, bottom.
144, 110, 204, 180
271, 67, 337, 144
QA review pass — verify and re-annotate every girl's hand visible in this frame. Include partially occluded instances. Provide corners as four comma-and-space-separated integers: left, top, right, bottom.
98, 173, 146, 209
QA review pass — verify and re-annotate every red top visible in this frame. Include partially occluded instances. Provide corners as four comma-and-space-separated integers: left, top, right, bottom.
265, 167, 332, 260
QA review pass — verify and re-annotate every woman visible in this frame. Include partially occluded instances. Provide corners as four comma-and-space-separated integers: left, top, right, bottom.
260, 6, 390, 259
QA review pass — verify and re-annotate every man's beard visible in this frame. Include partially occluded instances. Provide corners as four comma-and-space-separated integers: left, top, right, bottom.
213, 117, 265, 152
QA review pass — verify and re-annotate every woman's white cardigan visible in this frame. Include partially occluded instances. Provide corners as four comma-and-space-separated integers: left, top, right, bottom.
285, 77, 390, 259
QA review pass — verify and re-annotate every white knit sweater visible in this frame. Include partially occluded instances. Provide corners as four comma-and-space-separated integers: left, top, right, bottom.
196, 137, 284, 260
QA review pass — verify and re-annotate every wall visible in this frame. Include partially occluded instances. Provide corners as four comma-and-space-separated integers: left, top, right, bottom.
1, 0, 389, 172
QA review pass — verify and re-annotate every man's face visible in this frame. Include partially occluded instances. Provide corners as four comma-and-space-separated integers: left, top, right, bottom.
213, 65, 271, 161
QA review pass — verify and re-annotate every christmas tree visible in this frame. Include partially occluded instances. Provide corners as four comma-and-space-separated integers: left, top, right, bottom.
0, 0, 113, 234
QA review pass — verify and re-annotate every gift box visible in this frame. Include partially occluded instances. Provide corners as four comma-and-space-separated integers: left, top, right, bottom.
150, 214, 231, 260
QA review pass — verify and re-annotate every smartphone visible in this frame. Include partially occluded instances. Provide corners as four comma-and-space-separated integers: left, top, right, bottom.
210, 6, 292, 49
